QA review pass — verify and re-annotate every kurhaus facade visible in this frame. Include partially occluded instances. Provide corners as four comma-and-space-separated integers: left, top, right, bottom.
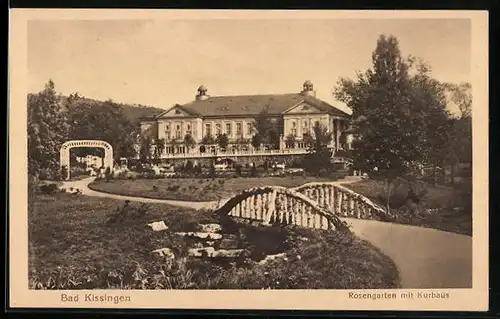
139, 81, 352, 157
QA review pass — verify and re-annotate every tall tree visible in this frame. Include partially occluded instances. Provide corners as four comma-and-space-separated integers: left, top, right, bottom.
334, 34, 452, 210
302, 122, 333, 175
139, 135, 153, 163
66, 97, 138, 161
154, 138, 166, 159
27, 80, 69, 179
183, 134, 196, 152
215, 133, 229, 150
201, 134, 215, 145
252, 107, 281, 149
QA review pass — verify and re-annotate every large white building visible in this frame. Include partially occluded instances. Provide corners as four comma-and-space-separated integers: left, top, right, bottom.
139, 80, 353, 158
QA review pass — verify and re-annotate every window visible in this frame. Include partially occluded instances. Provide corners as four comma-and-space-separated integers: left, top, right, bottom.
186, 124, 192, 136
303, 121, 309, 135
164, 124, 171, 140
216, 123, 222, 136
246, 123, 253, 135
226, 123, 232, 136
175, 124, 181, 139
205, 123, 212, 136
236, 123, 242, 136
291, 121, 297, 137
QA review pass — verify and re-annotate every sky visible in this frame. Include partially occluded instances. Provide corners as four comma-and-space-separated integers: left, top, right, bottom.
28, 18, 471, 115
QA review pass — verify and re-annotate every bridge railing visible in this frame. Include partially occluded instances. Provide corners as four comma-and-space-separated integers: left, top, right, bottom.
293, 182, 393, 221
216, 186, 350, 231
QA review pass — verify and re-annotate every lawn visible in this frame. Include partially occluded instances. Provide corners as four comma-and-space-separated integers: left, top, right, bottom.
344, 179, 472, 236
28, 191, 400, 289
88, 176, 337, 202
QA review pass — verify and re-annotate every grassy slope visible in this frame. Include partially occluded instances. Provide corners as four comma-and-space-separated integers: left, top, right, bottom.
344, 179, 472, 236
89, 176, 337, 201
29, 192, 400, 289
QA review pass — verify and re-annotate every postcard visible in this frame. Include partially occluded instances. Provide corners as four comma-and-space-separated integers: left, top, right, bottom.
9, 9, 488, 311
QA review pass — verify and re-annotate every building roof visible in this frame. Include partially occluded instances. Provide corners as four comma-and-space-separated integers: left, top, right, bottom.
154, 93, 350, 119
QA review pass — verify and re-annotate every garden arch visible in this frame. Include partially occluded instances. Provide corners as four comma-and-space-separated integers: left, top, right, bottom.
59, 140, 113, 180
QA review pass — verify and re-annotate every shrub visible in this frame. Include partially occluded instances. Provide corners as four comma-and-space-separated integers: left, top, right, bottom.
250, 164, 257, 177
235, 164, 242, 177
39, 183, 59, 195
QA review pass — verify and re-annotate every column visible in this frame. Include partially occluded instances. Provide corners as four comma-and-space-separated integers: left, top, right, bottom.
336, 119, 340, 151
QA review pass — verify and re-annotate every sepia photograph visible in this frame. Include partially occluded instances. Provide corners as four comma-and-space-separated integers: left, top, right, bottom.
9, 9, 488, 311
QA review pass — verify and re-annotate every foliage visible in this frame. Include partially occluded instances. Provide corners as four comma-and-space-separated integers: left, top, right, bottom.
65, 95, 139, 160
334, 34, 457, 210
183, 134, 196, 150
345, 179, 472, 236
201, 134, 215, 145
285, 134, 296, 148
252, 108, 281, 149
302, 122, 333, 176
154, 138, 166, 159
139, 135, 153, 163
215, 134, 229, 150
28, 80, 69, 179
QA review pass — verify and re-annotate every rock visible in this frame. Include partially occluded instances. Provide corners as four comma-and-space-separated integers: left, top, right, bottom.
148, 221, 168, 231
219, 238, 239, 250
223, 234, 238, 241
188, 247, 216, 257
258, 253, 287, 265
206, 241, 215, 246
211, 249, 244, 258
200, 223, 222, 233
151, 247, 175, 259
175, 232, 223, 240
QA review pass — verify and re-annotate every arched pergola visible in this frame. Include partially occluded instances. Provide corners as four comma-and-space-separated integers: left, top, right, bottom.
59, 140, 113, 180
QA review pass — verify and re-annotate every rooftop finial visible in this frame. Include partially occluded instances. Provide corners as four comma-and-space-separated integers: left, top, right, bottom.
301, 80, 315, 97
196, 85, 209, 101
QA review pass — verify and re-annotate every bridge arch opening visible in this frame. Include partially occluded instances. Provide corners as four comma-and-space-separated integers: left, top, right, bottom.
59, 140, 113, 180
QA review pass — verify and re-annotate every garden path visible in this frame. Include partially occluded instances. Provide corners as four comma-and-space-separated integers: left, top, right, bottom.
61, 176, 472, 289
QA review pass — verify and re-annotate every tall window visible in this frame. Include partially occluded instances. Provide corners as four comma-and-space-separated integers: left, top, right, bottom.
291, 121, 297, 136
175, 124, 181, 139
226, 123, 232, 137
236, 123, 242, 136
216, 123, 222, 136
164, 124, 171, 140
186, 123, 192, 136
246, 123, 253, 135
303, 120, 309, 135
205, 123, 212, 137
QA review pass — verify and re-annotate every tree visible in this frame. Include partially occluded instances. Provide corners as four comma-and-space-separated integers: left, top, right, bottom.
183, 134, 196, 152
302, 122, 333, 176
443, 82, 472, 119
215, 134, 229, 150
201, 134, 215, 145
251, 134, 263, 150
28, 79, 69, 179
139, 135, 153, 163
154, 138, 166, 158
66, 97, 138, 161
334, 34, 452, 211
252, 107, 281, 149
285, 134, 296, 148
